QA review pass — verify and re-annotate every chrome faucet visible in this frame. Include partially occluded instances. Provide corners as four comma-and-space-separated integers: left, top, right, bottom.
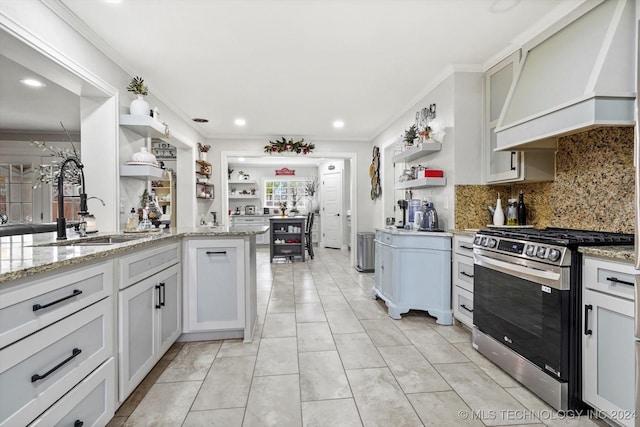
57, 157, 88, 240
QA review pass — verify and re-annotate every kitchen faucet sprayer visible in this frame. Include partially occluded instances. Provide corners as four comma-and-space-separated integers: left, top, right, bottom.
56, 157, 88, 240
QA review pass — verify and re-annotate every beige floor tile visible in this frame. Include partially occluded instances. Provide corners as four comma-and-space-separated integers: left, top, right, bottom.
391, 312, 438, 330
261, 312, 296, 338
254, 337, 298, 376
326, 310, 365, 334
297, 322, 335, 352
349, 300, 389, 320
334, 333, 386, 369
433, 323, 472, 343
378, 346, 451, 393
183, 408, 245, 426
403, 328, 469, 364
300, 350, 351, 401
216, 338, 260, 358
408, 391, 484, 427
315, 283, 343, 296
346, 367, 422, 427
435, 363, 538, 426
243, 374, 302, 427
360, 318, 412, 347
295, 302, 327, 322
256, 290, 271, 305
267, 296, 295, 313
295, 289, 320, 303
161, 342, 185, 361
340, 287, 370, 302
319, 294, 351, 311
157, 341, 220, 383
454, 342, 520, 388
124, 381, 201, 426
191, 356, 256, 410
301, 399, 363, 427
116, 359, 171, 416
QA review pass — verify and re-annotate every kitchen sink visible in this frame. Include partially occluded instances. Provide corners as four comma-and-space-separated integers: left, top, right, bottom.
36, 235, 145, 247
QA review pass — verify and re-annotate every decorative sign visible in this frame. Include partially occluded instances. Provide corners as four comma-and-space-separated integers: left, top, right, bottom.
370, 146, 381, 200
275, 168, 295, 176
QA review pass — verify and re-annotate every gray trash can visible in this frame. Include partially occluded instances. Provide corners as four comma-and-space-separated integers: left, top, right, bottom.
356, 232, 375, 272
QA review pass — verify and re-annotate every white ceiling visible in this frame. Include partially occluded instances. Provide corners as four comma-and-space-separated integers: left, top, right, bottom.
15, 0, 583, 141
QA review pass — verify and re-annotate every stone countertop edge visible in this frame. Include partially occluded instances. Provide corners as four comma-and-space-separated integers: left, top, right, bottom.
375, 227, 453, 237
0, 226, 269, 285
579, 246, 636, 263
450, 229, 478, 237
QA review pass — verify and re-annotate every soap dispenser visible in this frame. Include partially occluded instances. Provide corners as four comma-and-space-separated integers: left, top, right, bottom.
493, 193, 505, 226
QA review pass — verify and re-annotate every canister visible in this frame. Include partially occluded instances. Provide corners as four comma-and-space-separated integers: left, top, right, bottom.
408, 199, 421, 223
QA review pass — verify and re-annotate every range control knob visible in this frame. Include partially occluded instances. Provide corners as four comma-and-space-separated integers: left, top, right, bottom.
487, 238, 497, 248
525, 245, 536, 257
536, 246, 547, 259
548, 249, 561, 262
481, 237, 488, 246
474, 236, 482, 245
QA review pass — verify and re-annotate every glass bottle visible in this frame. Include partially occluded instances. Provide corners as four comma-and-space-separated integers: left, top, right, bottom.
518, 191, 527, 225
506, 199, 518, 226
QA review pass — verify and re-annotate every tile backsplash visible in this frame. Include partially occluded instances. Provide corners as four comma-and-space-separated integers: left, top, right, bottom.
455, 127, 635, 233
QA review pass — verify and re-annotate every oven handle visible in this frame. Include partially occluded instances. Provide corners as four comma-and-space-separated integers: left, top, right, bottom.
474, 253, 565, 290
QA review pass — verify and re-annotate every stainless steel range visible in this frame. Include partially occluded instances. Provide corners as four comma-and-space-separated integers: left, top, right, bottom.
472, 227, 634, 412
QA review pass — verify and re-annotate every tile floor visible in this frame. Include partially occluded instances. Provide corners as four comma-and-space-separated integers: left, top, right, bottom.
108, 247, 606, 427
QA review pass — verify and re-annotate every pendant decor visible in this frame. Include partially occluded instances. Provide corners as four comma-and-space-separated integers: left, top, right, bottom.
370, 146, 381, 200
264, 137, 315, 154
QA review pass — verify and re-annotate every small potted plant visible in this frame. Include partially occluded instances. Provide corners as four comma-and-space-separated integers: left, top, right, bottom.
279, 201, 287, 217
403, 124, 418, 149
230, 187, 237, 195
127, 76, 149, 116
197, 142, 210, 161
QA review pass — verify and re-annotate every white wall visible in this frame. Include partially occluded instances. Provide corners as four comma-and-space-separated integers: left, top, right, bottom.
371, 71, 483, 231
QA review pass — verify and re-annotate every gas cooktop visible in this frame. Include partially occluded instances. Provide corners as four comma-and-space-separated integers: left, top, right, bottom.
478, 227, 634, 247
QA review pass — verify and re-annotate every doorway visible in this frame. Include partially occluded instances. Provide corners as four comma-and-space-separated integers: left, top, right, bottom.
321, 170, 343, 249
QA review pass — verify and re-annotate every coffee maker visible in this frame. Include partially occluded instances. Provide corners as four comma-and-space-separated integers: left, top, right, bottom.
397, 200, 408, 228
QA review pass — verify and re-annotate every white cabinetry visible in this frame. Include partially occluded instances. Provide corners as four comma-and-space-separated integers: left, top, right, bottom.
372, 230, 452, 324
118, 243, 181, 401
0, 260, 114, 427
232, 216, 269, 245
582, 256, 637, 427
452, 235, 474, 328
484, 53, 554, 183
184, 239, 246, 335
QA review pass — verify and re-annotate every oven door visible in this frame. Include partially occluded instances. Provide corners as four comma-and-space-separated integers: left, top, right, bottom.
474, 252, 570, 381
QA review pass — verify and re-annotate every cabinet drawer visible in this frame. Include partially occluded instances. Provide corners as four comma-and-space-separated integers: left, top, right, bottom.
120, 242, 180, 289
29, 358, 115, 427
583, 257, 637, 301
376, 231, 394, 245
453, 286, 473, 328
0, 261, 112, 349
454, 236, 474, 256
0, 298, 113, 427
453, 255, 474, 292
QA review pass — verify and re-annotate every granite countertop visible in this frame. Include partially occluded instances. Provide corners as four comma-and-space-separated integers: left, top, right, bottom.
0, 226, 269, 285
579, 246, 636, 263
449, 229, 479, 237
376, 227, 453, 237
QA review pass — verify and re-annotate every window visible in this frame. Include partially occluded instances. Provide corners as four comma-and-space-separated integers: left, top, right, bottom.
0, 163, 34, 223
264, 179, 311, 210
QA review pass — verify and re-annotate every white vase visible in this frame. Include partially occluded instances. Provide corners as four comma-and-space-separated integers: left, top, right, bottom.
131, 147, 157, 164
130, 94, 150, 116
199, 152, 208, 161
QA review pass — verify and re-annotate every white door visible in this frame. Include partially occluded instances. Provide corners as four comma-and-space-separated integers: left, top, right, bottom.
322, 171, 343, 249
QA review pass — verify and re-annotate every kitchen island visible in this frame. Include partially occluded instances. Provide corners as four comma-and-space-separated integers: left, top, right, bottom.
0, 226, 268, 426
373, 227, 453, 324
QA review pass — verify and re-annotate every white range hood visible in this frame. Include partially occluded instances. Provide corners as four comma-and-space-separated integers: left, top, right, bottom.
495, 0, 635, 151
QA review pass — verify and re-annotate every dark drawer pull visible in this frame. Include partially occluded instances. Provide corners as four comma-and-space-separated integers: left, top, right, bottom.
33, 289, 83, 312
155, 285, 162, 309
460, 271, 474, 278
460, 304, 473, 313
75, 421, 84, 427
606, 276, 634, 287
206, 251, 227, 255
160, 282, 166, 307
31, 348, 82, 383
584, 304, 593, 335
460, 245, 473, 250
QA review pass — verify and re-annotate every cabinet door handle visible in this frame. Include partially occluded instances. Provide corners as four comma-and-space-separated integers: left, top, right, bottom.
160, 282, 166, 307
206, 251, 227, 255
606, 276, 634, 287
460, 245, 474, 250
460, 271, 474, 278
33, 289, 83, 312
584, 304, 593, 335
155, 284, 162, 309
510, 152, 517, 171
460, 304, 473, 313
74, 421, 84, 427
31, 348, 82, 382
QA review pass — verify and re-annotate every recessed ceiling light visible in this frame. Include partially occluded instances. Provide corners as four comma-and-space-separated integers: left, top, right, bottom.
192, 118, 209, 123
20, 78, 45, 88
333, 120, 344, 129
234, 118, 246, 126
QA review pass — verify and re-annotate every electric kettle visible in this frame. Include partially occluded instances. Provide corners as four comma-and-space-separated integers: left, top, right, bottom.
419, 202, 439, 231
